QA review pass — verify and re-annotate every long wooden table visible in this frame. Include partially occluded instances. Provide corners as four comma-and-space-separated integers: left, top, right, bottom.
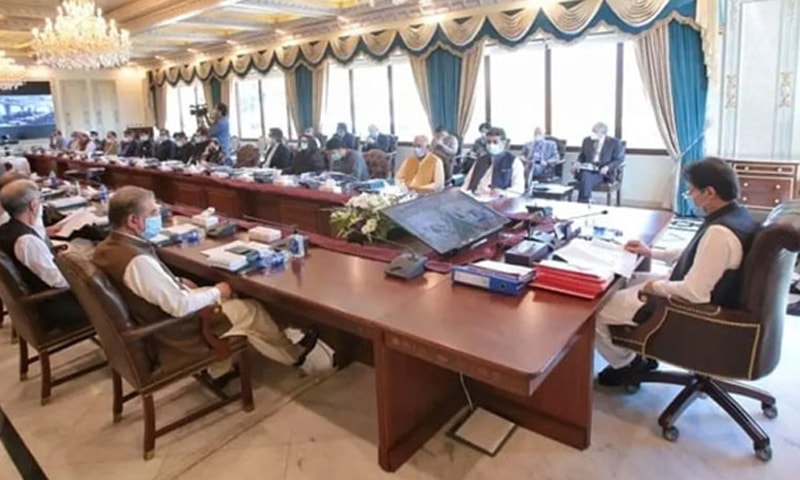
25, 153, 350, 237
156, 200, 672, 471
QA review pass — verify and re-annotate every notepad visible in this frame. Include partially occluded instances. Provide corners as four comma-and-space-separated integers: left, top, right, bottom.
553, 238, 638, 278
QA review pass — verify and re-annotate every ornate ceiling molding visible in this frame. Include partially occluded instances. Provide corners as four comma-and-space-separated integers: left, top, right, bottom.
120, 0, 249, 33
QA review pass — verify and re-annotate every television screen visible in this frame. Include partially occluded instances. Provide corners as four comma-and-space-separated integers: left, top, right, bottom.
0, 82, 56, 141
382, 189, 510, 255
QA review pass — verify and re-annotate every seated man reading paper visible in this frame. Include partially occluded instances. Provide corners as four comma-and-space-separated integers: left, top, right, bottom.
594, 158, 758, 386
93, 186, 322, 378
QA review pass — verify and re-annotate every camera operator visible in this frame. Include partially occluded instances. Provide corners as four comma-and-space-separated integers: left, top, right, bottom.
204, 103, 232, 166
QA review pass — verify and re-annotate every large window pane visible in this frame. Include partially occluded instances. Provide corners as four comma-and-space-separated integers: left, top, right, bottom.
323, 64, 352, 135
261, 71, 290, 139
391, 59, 429, 141
352, 62, 391, 137
177, 84, 200, 134
622, 42, 666, 149
165, 85, 182, 135
235, 79, 262, 139
489, 44, 545, 145
551, 40, 617, 145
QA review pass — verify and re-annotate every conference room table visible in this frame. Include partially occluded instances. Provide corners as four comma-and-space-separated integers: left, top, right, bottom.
156, 198, 673, 472
24, 153, 350, 237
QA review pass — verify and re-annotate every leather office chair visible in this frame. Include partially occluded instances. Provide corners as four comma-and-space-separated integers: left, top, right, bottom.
363, 149, 391, 179
529, 136, 567, 183
0, 251, 104, 405
593, 162, 625, 206
55, 251, 254, 460
610, 210, 800, 461
235, 144, 260, 168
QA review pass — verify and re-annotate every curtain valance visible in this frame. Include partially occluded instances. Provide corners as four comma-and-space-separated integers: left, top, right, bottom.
150, 0, 710, 87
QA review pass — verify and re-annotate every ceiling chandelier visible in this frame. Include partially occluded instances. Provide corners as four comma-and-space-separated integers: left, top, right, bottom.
31, 0, 131, 70
0, 51, 25, 91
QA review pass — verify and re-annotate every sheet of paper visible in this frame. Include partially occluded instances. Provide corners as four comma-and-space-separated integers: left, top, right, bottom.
162, 223, 200, 236
52, 208, 108, 238
201, 240, 273, 257
553, 238, 638, 278
473, 260, 533, 277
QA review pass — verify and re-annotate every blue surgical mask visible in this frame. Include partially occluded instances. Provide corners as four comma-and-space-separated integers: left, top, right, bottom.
330, 151, 342, 162
143, 214, 162, 239
487, 143, 503, 155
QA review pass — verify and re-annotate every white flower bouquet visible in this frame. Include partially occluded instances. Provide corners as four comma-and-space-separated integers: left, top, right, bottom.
330, 191, 409, 242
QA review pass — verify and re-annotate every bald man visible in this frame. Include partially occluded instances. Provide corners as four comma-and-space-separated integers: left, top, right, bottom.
395, 135, 445, 193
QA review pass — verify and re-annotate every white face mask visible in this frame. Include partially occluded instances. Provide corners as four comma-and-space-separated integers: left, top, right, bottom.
414, 147, 426, 158
487, 143, 503, 155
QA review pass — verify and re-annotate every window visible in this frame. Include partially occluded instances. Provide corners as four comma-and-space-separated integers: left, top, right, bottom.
261, 71, 291, 140
352, 62, 391, 137
232, 78, 262, 139
390, 59, 429, 141
323, 63, 352, 135
550, 39, 617, 146
464, 56, 486, 145
165, 83, 201, 134
621, 42, 665, 149
488, 45, 546, 145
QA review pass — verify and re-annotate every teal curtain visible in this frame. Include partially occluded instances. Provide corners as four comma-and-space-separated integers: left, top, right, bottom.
669, 22, 708, 216
426, 49, 461, 133
210, 78, 222, 106
295, 65, 313, 131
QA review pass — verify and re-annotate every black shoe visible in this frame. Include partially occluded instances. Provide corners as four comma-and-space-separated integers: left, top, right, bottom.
788, 300, 800, 316
597, 355, 651, 387
292, 328, 319, 367
645, 357, 659, 371
198, 367, 240, 392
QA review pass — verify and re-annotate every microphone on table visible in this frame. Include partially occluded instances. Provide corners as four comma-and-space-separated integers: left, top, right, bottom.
557, 209, 609, 222
370, 236, 427, 281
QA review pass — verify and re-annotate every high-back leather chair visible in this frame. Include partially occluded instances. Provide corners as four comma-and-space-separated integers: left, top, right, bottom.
593, 140, 626, 206
0, 251, 103, 405
610, 205, 800, 462
56, 251, 254, 460
235, 144, 260, 168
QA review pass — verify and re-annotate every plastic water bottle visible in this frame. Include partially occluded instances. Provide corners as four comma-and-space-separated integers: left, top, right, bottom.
98, 185, 109, 205
288, 228, 306, 258
48, 170, 57, 188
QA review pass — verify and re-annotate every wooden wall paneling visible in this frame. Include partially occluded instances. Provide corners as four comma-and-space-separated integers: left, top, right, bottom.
172, 177, 207, 209
246, 191, 282, 224
206, 185, 243, 217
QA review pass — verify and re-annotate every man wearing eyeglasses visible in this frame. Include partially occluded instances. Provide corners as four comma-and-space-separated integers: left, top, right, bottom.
461, 127, 525, 197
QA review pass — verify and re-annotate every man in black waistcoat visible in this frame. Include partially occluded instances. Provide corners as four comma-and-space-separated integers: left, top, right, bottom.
594, 157, 758, 386
0, 180, 85, 329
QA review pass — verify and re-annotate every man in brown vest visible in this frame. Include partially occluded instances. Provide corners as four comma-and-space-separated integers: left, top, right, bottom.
92, 186, 319, 377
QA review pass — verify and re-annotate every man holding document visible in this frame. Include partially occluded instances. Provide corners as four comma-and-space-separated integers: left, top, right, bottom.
594, 158, 758, 386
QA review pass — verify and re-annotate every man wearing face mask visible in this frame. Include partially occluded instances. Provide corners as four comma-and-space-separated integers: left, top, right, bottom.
325, 137, 368, 181
334, 122, 356, 150
0, 180, 86, 327
523, 127, 560, 181
261, 128, 291, 170
395, 135, 445, 193
364, 125, 393, 153
462, 127, 525, 197
594, 157, 758, 387
289, 135, 326, 175
103, 131, 120, 156
119, 129, 138, 158
93, 186, 323, 376
188, 127, 211, 165
572, 121, 625, 203
136, 131, 156, 159
155, 128, 177, 161
303, 127, 324, 150
173, 132, 191, 163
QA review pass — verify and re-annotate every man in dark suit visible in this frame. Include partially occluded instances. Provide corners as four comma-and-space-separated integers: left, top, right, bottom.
155, 128, 177, 161
261, 128, 291, 170
334, 122, 356, 150
572, 122, 625, 203
364, 125, 394, 153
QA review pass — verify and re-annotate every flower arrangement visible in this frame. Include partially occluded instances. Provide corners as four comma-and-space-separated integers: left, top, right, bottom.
330, 191, 409, 242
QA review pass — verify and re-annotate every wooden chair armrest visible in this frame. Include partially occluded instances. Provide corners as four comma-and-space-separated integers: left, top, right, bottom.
20, 288, 72, 304
122, 305, 219, 343
199, 305, 231, 360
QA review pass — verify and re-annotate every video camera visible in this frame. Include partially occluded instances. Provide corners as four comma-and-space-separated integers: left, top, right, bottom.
189, 104, 208, 117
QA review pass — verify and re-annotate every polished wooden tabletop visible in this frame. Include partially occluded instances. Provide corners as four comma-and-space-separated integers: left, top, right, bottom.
159, 200, 673, 385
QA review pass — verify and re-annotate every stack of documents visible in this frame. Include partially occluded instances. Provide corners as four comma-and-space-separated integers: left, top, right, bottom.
452, 260, 535, 296
201, 240, 273, 272
47, 195, 88, 211
51, 208, 108, 238
533, 260, 615, 299
552, 238, 638, 279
